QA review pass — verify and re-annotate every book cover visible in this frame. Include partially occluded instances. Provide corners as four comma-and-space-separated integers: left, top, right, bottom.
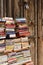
5, 40, 14, 52
14, 42, 21, 51
22, 50, 31, 57
0, 55, 8, 63
21, 42, 29, 49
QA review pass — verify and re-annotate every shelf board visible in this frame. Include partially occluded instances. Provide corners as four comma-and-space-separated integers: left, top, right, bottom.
0, 35, 34, 40
14, 47, 30, 52
3, 47, 30, 54
10, 60, 32, 65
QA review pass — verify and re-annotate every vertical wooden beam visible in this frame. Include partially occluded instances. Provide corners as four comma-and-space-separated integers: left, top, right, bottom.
6, 0, 9, 17
8, 0, 12, 17
0, 0, 1, 17
24, 0, 28, 18
29, 0, 34, 62
37, 0, 43, 65
3, 0, 6, 17
14, 0, 20, 18
34, 0, 38, 65
1, 0, 3, 17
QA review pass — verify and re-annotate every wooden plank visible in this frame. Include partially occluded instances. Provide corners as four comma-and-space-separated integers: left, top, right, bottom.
3, 0, 6, 17
8, 0, 12, 17
34, 0, 38, 65
37, 0, 43, 65
14, 0, 20, 18
1, 0, 3, 17
29, 0, 34, 63
0, 0, 1, 17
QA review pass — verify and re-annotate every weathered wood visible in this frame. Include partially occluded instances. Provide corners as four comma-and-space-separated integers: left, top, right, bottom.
34, 0, 38, 65
8, 0, 12, 17
14, 0, 20, 18
37, 0, 43, 65
3, 0, 6, 17
0, 0, 1, 17
28, 0, 34, 62
1, 0, 3, 17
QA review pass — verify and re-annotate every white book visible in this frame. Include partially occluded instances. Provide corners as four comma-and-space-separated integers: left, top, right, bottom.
0, 47, 5, 52
6, 29, 15, 31
0, 55, 8, 63
22, 50, 31, 57
10, 34, 16, 38
0, 36, 6, 39
0, 40, 4, 44
21, 37, 28, 42
14, 38, 21, 43
14, 43, 21, 51
0, 62, 8, 65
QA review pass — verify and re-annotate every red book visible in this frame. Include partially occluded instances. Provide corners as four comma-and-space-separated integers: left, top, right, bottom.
5, 24, 15, 28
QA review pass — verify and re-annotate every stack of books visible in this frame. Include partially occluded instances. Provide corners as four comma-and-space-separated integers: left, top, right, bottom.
0, 19, 6, 39
8, 50, 31, 65
0, 40, 5, 52
14, 38, 21, 51
21, 37, 30, 49
0, 55, 8, 63
5, 39, 15, 52
15, 18, 30, 37
3, 17, 16, 38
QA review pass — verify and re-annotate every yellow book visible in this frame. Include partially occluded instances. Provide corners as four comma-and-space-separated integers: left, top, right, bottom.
6, 45, 14, 52
22, 42, 29, 49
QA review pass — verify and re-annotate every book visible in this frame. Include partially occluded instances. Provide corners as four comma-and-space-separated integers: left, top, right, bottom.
14, 38, 21, 43
21, 37, 28, 42
0, 55, 8, 63
15, 18, 26, 23
0, 42, 5, 52
0, 62, 8, 65
19, 31, 30, 37
0, 40, 5, 44
5, 24, 15, 28
0, 22, 6, 39
8, 52, 17, 63
21, 42, 29, 49
14, 42, 21, 51
6, 31, 16, 38
22, 50, 31, 57
5, 40, 14, 52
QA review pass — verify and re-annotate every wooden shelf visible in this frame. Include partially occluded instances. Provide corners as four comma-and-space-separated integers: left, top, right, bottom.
10, 60, 32, 65
2, 47, 30, 54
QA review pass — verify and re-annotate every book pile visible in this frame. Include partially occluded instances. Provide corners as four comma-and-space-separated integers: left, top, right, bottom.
8, 49, 31, 65
0, 55, 8, 65
5, 39, 14, 52
15, 18, 30, 37
0, 40, 5, 52
0, 19, 6, 39
3, 17, 16, 38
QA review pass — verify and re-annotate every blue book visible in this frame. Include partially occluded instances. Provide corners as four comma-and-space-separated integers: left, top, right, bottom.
6, 31, 15, 34
0, 43, 6, 47
16, 18, 26, 23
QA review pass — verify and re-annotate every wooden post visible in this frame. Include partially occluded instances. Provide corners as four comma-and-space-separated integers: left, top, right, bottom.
8, 0, 12, 17
34, 0, 38, 65
29, 0, 34, 63
3, 0, 6, 17
37, 0, 43, 65
14, 0, 20, 18
0, 0, 1, 17
1, 0, 3, 17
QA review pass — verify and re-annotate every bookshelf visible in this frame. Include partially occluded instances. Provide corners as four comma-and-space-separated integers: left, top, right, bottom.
0, 17, 33, 65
